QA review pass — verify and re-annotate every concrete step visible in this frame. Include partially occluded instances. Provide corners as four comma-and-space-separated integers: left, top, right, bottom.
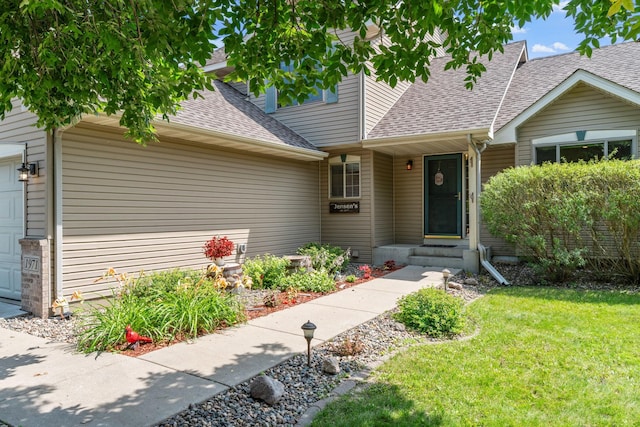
414, 245, 464, 258
407, 255, 465, 269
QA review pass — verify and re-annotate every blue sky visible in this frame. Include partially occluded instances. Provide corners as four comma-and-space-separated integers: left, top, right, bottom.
510, 1, 610, 59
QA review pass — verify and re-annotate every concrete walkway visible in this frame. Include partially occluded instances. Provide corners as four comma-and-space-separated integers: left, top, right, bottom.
0, 266, 449, 427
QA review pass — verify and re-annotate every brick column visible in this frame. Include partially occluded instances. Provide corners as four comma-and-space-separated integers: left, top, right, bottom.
19, 238, 51, 318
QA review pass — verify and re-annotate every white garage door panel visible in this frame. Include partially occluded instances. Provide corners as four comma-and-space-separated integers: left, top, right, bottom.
0, 155, 23, 300
0, 232, 11, 255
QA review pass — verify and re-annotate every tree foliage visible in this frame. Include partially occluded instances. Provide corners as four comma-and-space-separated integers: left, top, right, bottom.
1, 0, 638, 142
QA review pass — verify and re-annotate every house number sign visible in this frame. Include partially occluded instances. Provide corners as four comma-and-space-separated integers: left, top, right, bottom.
22, 256, 41, 273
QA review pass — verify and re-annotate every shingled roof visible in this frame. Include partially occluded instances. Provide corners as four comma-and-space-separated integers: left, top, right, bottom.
367, 41, 527, 139
493, 41, 640, 131
171, 80, 319, 152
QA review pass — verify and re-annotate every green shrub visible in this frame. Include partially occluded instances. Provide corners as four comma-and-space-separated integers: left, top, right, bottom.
393, 288, 466, 338
297, 242, 350, 275
241, 254, 290, 289
280, 269, 336, 293
75, 268, 245, 353
481, 159, 640, 282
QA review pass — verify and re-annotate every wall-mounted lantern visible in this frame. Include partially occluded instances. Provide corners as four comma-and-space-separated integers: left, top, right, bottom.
406, 160, 413, 171
17, 162, 38, 182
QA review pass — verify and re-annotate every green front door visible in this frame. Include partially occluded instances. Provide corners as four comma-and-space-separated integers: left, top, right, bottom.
424, 154, 462, 237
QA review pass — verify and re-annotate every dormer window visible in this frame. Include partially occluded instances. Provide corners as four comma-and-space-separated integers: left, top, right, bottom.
264, 63, 338, 113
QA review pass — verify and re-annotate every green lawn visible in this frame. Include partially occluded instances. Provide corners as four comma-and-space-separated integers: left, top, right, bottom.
311, 287, 640, 426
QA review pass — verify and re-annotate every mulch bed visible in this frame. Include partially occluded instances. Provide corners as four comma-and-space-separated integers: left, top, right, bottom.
119, 266, 400, 357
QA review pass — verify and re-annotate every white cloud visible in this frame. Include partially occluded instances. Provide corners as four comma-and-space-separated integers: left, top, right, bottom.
532, 44, 556, 53
511, 25, 527, 34
532, 42, 571, 54
552, 42, 570, 51
553, 1, 570, 13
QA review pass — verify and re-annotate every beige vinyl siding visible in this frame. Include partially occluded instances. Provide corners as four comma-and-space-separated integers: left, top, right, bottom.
320, 149, 373, 263
480, 144, 516, 256
365, 76, 411, 137
253, 73, 361, 148
517, 83, 640, 165
394, 155, 423, 244
0, 99, 48, 237
251, 30, 361, 148
364, 35, 411, 136
61, 125, 320, 297
373, 152, 393, 246
364, 30, 445, 136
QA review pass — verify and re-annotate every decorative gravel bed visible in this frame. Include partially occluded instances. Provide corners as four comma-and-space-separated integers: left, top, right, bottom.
2, 263, 637, 426
0, 267, 496, 427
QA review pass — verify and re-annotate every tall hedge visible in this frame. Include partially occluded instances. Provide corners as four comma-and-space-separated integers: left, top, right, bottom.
481, 160, 640, 282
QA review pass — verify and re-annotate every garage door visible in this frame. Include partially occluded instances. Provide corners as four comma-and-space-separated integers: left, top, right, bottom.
0, 155, 23, 300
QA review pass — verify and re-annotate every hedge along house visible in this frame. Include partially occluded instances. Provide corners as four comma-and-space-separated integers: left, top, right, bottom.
2, 33, 640, 317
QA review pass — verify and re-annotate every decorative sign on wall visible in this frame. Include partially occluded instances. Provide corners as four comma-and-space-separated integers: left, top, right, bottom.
330, 201, 360, 213
434, 164, 444, 186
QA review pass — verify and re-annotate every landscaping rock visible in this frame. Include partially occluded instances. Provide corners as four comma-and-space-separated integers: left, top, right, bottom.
464, 277, 479, 286
448, 282, 463, 290
250, 375, 285, 405
322, 357, 341, 375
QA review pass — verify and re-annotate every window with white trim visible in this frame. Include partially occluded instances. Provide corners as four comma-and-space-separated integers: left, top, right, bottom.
329, 155, 360, 199
264, 62, 338, 113
533, 130, 636, 165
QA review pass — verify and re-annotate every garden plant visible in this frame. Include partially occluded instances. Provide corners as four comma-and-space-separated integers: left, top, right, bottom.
482, 159, 640, 282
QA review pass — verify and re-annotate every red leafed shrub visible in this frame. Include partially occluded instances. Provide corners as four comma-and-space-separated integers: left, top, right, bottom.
203, 236, 235, 260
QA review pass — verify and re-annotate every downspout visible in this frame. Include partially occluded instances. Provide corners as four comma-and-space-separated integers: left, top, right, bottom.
53, 127, 65, 300
468, 135, 510, 285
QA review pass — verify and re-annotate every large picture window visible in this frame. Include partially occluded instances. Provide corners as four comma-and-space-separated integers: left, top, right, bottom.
533, 131, 635, 165
329, 155, 360, 199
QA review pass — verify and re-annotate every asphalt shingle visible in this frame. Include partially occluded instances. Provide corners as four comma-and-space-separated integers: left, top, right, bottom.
368, 41, 526, 139
494, 41, 640, 130
171, 80, 319, 152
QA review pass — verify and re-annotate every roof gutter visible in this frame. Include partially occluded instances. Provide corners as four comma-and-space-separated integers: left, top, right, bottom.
363, 127, 491, 148
80, 114, 327, 161
155, 121, 328, 161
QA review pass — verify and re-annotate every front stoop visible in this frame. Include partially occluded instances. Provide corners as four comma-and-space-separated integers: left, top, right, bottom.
374, 242, 479, 273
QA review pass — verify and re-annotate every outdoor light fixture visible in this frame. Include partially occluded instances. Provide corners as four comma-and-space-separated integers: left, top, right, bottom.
17, 162, 38, 182
406, 160, 413, 171
301, 320, 317, 367
442, 268, 451, 290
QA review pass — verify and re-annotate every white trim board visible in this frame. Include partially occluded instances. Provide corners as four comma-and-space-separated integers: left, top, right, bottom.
493, 69, 640, 144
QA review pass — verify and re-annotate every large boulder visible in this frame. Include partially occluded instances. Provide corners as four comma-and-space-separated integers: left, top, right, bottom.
322, 357, 341, 375
249, 375, 284, 405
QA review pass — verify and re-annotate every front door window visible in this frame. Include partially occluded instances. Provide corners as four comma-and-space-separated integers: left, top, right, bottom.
424, 154, 462, 236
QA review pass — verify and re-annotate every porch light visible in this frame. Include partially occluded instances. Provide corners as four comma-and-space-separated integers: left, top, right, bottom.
301, 320, 317, 367
17, 162, 38, 182
406, 160, 413, 171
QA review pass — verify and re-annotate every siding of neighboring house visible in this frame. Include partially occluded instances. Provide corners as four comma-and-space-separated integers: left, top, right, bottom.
516, 83, 640, 165
0, 99, 48, 238
480, 144, 516, 256
394, 155, 423, 244
320, 149, 373, 262
372, 152, 393, 247
60, 124, 321, 297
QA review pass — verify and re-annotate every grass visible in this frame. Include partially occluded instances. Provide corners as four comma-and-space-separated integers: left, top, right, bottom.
311, 287, 640, 426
